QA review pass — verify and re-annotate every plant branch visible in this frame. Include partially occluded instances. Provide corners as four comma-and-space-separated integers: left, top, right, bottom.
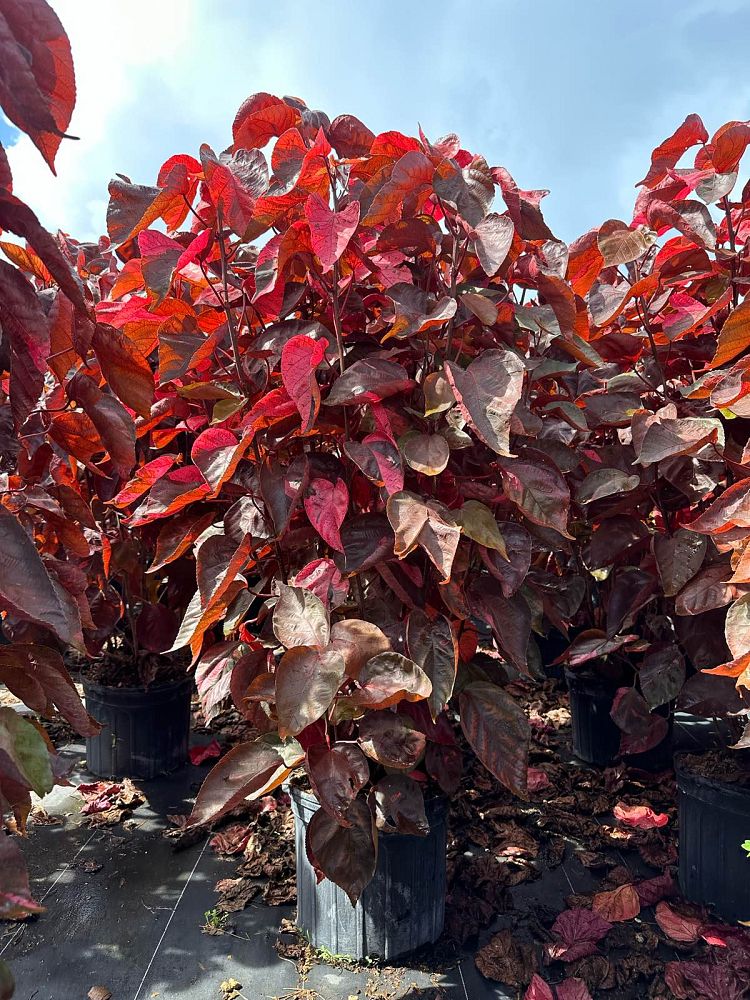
215, 205, 252, 397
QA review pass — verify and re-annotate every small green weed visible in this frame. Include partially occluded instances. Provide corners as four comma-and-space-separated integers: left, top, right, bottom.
202, 907, 229, 933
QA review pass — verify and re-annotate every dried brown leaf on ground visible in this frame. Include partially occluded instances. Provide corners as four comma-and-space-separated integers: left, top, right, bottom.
214, 876, 261, 913
475, 928, 537, 985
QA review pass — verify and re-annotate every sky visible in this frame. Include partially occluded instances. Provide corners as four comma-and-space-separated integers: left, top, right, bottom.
4, 0, 750, 244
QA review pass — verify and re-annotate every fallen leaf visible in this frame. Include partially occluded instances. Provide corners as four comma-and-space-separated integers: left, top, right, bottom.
635, 872, 675, 906
527, 767, 551, 792
524, 974, 553, 1000
612, 801, 669, 829
475, 928, 537, 985
556, 979, 593, 1000
546, 908, 612, 962
592, 884, 640, 922
189, 740, 222, 765
655, 900, 702, 943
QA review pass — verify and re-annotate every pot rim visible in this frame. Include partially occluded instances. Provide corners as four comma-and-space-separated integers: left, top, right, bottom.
675, 750, 750, 794
82, 674, 192, 697
288, 783, 449, 826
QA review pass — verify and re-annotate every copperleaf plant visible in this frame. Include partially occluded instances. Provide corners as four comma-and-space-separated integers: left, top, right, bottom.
544, 115, 750, 755
86, 92, 621, 904
0, 0, 104, 950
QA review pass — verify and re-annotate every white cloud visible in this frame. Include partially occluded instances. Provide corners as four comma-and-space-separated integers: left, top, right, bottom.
7, 1, 203, 238
6, 0, 750, 244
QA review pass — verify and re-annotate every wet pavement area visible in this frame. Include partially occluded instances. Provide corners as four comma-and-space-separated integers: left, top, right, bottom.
0, 714, 718, 1000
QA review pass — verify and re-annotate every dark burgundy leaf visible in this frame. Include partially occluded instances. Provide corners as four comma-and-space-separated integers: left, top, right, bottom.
305, 798, 377, 905
459, 682, 529, 797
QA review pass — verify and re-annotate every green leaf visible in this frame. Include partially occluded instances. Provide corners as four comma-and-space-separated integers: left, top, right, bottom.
454, 500, 509, 558
0, 959, 13, 1000
0, 707, 53, 797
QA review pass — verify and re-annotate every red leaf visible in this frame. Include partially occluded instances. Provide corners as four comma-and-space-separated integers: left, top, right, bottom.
524, 974, 554, 1000
68, 373, 136, 478
546, 908, 611, 962
305, 195, 360, 269
232, 93, 299, 149
130, 467, 210, 526
292, 558, 348, 609
280, 334, 329, 433
328, 114, 375, 157
655, 901, 702, 943
344, 434, 404, 495
136, 603, 178, 654
406, 609, 457, 720
711, 121, 750, 173
0, 259, 49, 428
191, 428, 249, 495
243, 385, 297, 438
107, 177, 174, 244
47, 410, 103, 471
275, 645, 346, 739
635, 873, 676, 906
306, 744, 368, 825
92, 324, 154, 418
359, 711, 427, 770
350, 652, 431, 710
500, 456, 572, 539
0, 507, 82, 649
638, 115, 709, 188
0, 0, 76, 172
556, 981, 592, 1000
189, 740, 221, 766
0, 192, 87, 313
0, 835, 43, 920
613, 801, 669, 829
472, 212, 515, 275
374, 774, 428, 835
0, 643, 98, 736
112, 455, 178, 508
148, 509, 216, 573
444, 349, 525, 457
188, 739, 300, 826
527, 767, 551, 793
304, 476, 348, 552
176, 228, 213, 270
324, 359, 415, 407
666, 961, 747, 1000
200, 143, 268, 237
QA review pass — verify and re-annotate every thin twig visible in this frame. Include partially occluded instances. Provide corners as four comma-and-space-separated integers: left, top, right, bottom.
216, 205, 252, 397
723, 195, 740, 308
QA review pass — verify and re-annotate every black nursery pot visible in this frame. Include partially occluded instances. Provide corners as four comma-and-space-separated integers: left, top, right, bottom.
291, 787, 447, 960
536, 632, 568, 682
677, 757, 750, 923
83, 676, 192, 780
565, 669, 673, 770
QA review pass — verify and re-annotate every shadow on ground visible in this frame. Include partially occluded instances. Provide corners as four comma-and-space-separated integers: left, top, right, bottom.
0, 713, 723, 1000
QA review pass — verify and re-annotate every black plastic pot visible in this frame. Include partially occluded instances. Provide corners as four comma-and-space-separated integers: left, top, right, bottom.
565, 669, 673, 769
677, 757, 750, 922
83, 676, 192, 780
291, 787, 447, 960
